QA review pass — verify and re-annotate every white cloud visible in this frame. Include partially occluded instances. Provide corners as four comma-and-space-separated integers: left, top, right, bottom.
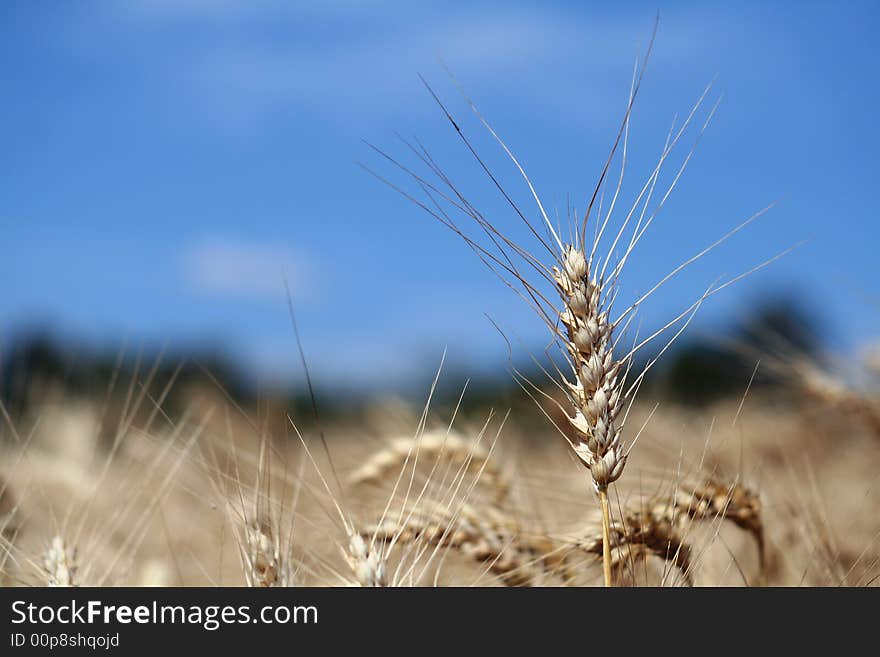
182, 238, 316, 301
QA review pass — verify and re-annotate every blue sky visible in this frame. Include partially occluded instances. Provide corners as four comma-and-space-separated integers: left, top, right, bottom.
2, 1, 878, 391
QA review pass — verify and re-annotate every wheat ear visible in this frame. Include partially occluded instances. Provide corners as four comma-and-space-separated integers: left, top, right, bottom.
43, 536, 77, 587
562, 477, 765, 586
241, 518, 297, 587
367, 61, 775, 585
344, 533, 387, 587
363, 501, 545, 586
553, 246, 629, 586
349, 430, 510, 504
572, 502, 694, 586
672, 477, 765, 582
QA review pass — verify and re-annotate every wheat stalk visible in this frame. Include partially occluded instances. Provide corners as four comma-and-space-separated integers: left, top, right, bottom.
367, 48, 718, 586
365, 13, 798, 583
553, 246, 630, 586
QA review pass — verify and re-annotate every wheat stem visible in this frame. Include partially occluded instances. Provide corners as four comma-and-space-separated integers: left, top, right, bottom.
599, 489, 613, 587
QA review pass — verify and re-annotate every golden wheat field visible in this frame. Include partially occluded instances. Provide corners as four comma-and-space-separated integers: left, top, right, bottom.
1, 354, 878, 588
